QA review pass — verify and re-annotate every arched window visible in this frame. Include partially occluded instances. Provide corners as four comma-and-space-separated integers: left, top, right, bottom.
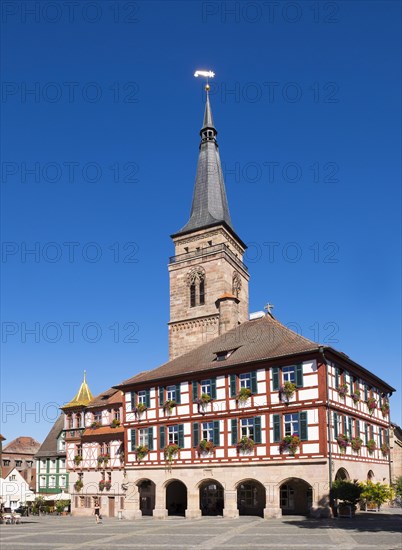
187, 267, 206, 308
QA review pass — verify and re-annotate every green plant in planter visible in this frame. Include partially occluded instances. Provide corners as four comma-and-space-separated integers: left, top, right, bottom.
74, 479, 83, 492
381, 443, 390, 456
163, 400, 177, 414
360, 481, 394, 510
332, 480, 363, 506
134, 403, 148, 416
110, 418, 121, 428
280, 381, 296, 400
198, 439, 215, 454
74, 455, 82, 466
351, 437, 363, 452
380, 400, 390, 417
337, 383, 349, 398
279, 434, 300, 455
366, 439, 377, 453
351, 390, 361, 404
90, 421, 101, 429
135, 445, 149, 461
99, 479, 106, 491
336, 434, 349, 452
236, 436, 254, 453
164, 443, 180, 463
195, 393, 212, 411
236, 387, 252, 403
97, 453, 110, 466
366, 397, 377, 414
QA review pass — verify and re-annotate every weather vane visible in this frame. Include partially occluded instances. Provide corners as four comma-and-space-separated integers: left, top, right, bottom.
194, 69, 215, 91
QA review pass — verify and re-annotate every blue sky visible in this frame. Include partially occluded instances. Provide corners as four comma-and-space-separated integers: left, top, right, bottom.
1, 0, 401, 443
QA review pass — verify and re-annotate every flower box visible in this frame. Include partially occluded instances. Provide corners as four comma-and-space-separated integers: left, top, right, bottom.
163, 400, 177, 414
198, 439, 215, 455
336, 434, 349, 452
279, 434, 300, 455
236, 388, 252, 403
279, 381, 296, 402
366, 397, 377, 414
134, 445, 149, 461
164, 443, 179, 463
236, 436, 254, 453
337, 384, 349, 398
351, 437, 363, 452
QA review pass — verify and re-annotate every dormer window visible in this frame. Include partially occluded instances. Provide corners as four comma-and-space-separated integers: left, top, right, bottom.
214, 349, 235, 362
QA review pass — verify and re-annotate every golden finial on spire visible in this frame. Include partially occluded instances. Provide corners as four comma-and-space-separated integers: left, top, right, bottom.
194, 70, 215, 93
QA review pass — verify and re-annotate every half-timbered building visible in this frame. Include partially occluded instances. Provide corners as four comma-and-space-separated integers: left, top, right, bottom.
115, 89, 395, 519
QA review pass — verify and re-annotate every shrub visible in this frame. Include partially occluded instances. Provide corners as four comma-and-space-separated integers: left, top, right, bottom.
360, 481, 394, 507
332, 480, 362, 505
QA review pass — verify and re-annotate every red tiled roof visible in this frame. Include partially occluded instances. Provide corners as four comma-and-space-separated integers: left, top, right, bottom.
82, 426, 124, 438
85, 388, 123, 409
3, 437, 41, 455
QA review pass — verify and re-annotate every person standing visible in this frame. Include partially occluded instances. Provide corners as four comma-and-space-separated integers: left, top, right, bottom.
94, 504, 101, 524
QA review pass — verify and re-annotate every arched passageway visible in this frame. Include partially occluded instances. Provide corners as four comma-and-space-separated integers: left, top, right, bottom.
280, 478, 313, 515
335, 467, 350, 481
166, 480, 187, 516
199, 480, 224, 516
367, 470, 374, 481
137, 479, 156, 516
236, 479, 266, 517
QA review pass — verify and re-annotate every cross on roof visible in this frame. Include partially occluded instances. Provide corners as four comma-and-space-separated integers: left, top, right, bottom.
264, 303, 275, 314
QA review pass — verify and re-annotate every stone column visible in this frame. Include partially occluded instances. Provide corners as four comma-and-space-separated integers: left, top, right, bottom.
223, 490, 239, 518
153, 483, 167, 519
263, 483, 282, 519
122, 482, 142, 520
185, 489, 201, 519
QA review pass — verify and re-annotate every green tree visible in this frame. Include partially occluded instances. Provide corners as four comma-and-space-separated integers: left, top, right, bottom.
394, 476, 402, 498
360, 481, 394, 507
332, 480, 363, 505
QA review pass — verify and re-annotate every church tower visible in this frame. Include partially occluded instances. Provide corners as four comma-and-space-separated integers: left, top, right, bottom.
168, 88, 249, 360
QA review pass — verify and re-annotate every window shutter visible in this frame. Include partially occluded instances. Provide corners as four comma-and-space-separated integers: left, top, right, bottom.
145, 389, 151, 408
148, 427, 154, 450
385, 428, 389, 444
159, 426, 165, 449
213, 420, 220, 445
364, 422, 368, 443
230, 374, 237, 397
273, 414, 281, 442
347, 417, 353, 438
192, 381, 198, 401
364, 384, 368, 401
231, 418, 238, 445
130, 428, 136, 451
130, 391, 136, 410
159, 387, 164, 406
211, 378, 217, 399
349, 374, 354, 394
254, 416, 261, 444
295, 364, 303, 388
193, 423, 199, 447
333, 412, 338, 438
178, 424, 184, 448
250, 371, 257, 393
299, 411, 308, 441
272, 367, 280, 391
175, 383, 181, 404
334, 366, 340, 389
379, 428, 383, 447
342, 415, 347, 434
356, 420, 360, 437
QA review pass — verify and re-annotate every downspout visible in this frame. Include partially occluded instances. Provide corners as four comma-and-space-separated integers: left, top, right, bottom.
319, 346, 334, 513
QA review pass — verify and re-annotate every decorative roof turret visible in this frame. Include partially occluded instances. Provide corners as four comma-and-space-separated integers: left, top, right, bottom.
62, 371, 93, 409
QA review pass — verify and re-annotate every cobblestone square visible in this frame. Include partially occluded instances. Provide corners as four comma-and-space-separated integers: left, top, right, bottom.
1, 511, 401, 550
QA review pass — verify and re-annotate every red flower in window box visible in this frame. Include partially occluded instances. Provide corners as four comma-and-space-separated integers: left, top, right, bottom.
366, 397, 377, 414
279, 434, 300, 455
198, 439, 215, 455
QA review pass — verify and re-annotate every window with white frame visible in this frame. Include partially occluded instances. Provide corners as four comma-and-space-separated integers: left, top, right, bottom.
93, 411, 102, 423
114, 409, 120, 421
201, 379, 211, 395
10, 474, 16, 481
41, 459, 46, 470
239, 373, 251, 389
49, 476, 56, 488
284, 413, 299, 436
167, 385, 176, 401
168, 425, 179, 445
58, 437, 66, 452
283, 366, 296, 383
76, 414, 83, 428
40, 476, 46, 487
59, 458, 66, 470
202, 422, 214, 441
240, 418, 255, 439
137, 390, 146, 404
60, 475, 66, 487
139, 428, 149, 447
50, 459, 56, 470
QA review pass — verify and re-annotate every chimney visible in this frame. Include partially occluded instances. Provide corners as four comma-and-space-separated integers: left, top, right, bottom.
215, 293, 240, 335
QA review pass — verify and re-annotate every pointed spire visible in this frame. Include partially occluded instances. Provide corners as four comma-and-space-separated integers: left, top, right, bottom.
173, 88, 236, 238
62, 371, 93, 409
